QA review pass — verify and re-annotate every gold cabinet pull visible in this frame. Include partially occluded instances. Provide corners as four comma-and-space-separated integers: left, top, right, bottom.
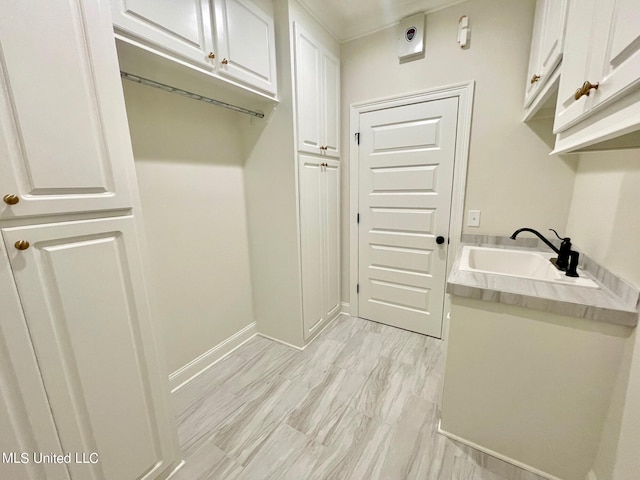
14, 240, 30, 251
530, 74, 540, 84
3, 194, 20, 205
221, 58, 229, 65
208, 52, 215, 59
574, 81, 599, 101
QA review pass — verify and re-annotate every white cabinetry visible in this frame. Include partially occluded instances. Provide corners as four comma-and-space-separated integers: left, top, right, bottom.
108, 0, 212, 69
0, 0, 133, 218
293, 22, 341, 340
0, 244, 68, 480
213, 0, 278, 94
299, 155, 341, 338
1, 217, 176, 479
552, 0, 640, 152
295, 23, 340, 158
523, 0, 568, 116
0, 1, 180, 479
111, 0, 278, 96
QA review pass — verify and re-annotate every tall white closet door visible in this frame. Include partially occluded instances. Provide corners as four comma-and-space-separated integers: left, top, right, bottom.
323, 159, 341, 320
0, 242, 69, 480
1, 216, 175, 480
0, 0, 134, 219
322, 54, 341, 158
299, 155, 324, 336
295, 24, 323, 155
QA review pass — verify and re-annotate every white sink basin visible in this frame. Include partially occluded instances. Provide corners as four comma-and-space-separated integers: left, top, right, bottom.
459, 246, 599, 288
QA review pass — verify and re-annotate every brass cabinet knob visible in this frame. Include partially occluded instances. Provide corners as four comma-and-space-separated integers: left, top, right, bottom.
14, 240, 30, 251
208, 52, 215, 59
574, 81, 599, 100
530, 74, 540, 84
221, 58, 229, 65
3, 194, 20, 205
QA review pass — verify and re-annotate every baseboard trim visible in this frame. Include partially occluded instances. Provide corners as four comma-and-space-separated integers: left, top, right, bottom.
437, 420, 563, 480
341, 302, 351, 316
257, 332, 307, 351
258, 312, 344, 352
169, 322, 257, 393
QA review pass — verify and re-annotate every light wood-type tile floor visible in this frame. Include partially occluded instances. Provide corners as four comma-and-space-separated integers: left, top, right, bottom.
171, 315, 546, 480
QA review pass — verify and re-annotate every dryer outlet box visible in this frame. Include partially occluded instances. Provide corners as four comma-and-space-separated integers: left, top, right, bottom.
398, 13, 425, 61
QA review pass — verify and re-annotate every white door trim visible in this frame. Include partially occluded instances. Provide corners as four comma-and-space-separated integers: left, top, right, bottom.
348, 81, 475, 329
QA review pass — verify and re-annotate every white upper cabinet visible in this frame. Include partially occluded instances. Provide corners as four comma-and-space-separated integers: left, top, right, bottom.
111, 0, 278, 96
294, 23, 341, 158
110, 0, 213, 69
213, 0, 278, 95
0, 0, 134, 219
524, 0, 569, 109
554, 0, 640, 136
322, 53, 341, 158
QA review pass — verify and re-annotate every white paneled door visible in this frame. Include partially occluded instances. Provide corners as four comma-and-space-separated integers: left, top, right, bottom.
358, 98, 458, 337
299, 155, 341, 339
109, 0, 211, 69
1, 216, 173, 480
214, 0, 278, 94
0, 0, 135, 218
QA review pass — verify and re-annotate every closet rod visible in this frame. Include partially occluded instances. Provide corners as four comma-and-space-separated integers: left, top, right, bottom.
120, 71, 265, 119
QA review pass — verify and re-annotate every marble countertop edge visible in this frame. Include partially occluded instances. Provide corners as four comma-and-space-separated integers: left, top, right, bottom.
447, 236, 639, 328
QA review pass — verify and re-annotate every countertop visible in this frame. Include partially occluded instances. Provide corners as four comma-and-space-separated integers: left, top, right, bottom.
446, 235, 640, 327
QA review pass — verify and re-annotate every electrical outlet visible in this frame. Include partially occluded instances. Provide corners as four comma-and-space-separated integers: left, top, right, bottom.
468, 210, 481, 227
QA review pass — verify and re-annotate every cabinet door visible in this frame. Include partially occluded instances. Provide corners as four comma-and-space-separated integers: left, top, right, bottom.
524, 0, 546, 106
1, 216, 177, 480
322, 159, 341, 321
524, 0, 568, 108
587, 0, 640, 113
554, 0, 640, 133
295, 24, 323, 155
0, 243, 69, 480
0, 0, 133, 219
322, 53, 341, 158
538, 0, 568, 85
299, 155, 324, 337
214, 0, 278, 95
110, 0, 213, 69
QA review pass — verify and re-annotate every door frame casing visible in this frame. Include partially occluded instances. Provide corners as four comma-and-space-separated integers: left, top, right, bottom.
349, 81, 475, 335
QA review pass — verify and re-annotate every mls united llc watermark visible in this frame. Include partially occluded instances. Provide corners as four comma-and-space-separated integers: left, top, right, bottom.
3, 452, 99, 464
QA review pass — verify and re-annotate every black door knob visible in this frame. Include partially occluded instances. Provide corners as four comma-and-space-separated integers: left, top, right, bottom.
436, 236, 445, 245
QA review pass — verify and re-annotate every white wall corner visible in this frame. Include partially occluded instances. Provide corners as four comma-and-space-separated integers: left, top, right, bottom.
169, 322, 258, 393
585, 470, 598, 480
341, 302, 351, 316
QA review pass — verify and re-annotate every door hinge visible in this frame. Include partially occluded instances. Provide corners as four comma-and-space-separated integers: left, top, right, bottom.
355, 132, 360, 145
357, 283, 360, 294
357, 213, 360, 223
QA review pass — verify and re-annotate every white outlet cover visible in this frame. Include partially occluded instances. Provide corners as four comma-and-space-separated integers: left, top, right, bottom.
468, 210, 481, 227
